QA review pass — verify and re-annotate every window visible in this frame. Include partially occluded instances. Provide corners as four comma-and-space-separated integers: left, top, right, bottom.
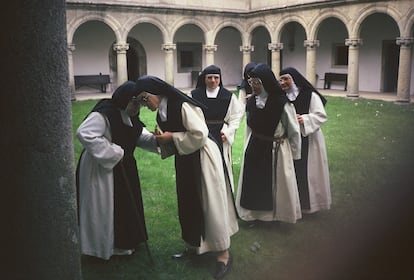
333, 44, 348, 66
180, 51, 193, 67
177, 42, 202, 73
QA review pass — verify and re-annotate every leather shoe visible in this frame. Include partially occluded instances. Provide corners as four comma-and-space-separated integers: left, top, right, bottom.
213, 254, 233, 279
171, 248, 196, 259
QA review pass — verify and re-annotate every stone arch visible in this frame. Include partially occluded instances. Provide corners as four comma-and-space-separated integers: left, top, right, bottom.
173, 23, 205, 83
170, 17, 210, 44
67, 13, 121, 43
354, 8, 401, 93
70, 19, 119, 90
276, 16, 308, 75
210, 20, 244, 45
274, 15, 308, 42
246, 20, 272, 44
248, 24, 272, 65
403, 7, 414, 36
124, 16, 169, 43
213, 22, 244, 85
125, 37, 147, 81
309, 10, 351, 39
351, 4, 403, 38
122, 21, 164, 84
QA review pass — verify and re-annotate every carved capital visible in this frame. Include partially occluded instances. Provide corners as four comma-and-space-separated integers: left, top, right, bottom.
268, 43, 283, 51
304, 40, 319, 48
113, 43, 129, 53
240, 45, 254, 53
162, 43, 176, 51
396, 37, 414, 47
345, 38, 363, 47
204, 45, 217, 52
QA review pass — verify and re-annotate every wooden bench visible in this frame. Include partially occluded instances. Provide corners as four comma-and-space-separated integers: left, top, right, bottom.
324, 73, 347, 91
74, 74, 110, 93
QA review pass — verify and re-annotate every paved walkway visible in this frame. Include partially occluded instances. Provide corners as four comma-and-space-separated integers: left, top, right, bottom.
320, 89, 413, 103
73, 87, 412, 103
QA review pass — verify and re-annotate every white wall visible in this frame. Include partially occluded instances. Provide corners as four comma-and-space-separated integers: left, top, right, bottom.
251, 27, 271, 65
214, 27, 243, 87
129, 23, 165, 79
359, 14, 399, 92
280, 23, 307, 79
72, 21, 115, 75
316, 18, 348, 90
173, 24, 205, 88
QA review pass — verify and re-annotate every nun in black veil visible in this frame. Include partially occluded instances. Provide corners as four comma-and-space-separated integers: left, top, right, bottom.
279, 67, 331, 214
235, 64, 303, 224
190, 65, 244, 192
76, 81, 159, 260
135, 76, 238, 279
237, 62, 257, 106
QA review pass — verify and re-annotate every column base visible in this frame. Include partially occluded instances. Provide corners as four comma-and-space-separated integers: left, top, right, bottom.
346, 93, 359, 98
395, 98, 410, 104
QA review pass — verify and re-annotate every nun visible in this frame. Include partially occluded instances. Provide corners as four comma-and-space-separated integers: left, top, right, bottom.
135, 75, 238, 279
190, 65, 244, 191
236, 64, 303, 224
76, 81, 158, 260
279, 67, 331, 214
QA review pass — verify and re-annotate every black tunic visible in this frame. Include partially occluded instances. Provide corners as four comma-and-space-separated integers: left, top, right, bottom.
240, 93, 287, 210
191, 87, 232, 152
157, 99, 205, 247
290, 90, 312, 210
86, 99, 147, 249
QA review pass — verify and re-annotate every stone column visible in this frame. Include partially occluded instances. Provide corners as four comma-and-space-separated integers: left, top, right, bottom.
162, 43, 176, 85
67, 43, 76, 101
240, 45, 254, 70
268, 43, 283, 77
113, 42, 129, 87
3, 1, 81, 279
345, 38, 363, 97
396, 37, 414, 103
204, 44, 217, 66
304, 40, 320, 86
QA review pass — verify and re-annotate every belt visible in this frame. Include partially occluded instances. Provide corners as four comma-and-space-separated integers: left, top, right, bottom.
206, 120, 226, 125
252, 131, 286, 144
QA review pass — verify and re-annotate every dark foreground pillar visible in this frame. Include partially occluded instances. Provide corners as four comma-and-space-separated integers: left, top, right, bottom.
2, 1, 82, 279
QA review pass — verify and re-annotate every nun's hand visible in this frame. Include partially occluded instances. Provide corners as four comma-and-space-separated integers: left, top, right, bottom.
221, 132, 227, 142
155, 132, 173, 144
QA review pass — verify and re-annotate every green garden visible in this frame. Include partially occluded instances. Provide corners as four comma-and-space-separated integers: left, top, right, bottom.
72, 96, 414, 280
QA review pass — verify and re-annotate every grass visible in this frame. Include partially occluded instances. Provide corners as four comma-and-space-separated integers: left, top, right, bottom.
71, 96, 414, 280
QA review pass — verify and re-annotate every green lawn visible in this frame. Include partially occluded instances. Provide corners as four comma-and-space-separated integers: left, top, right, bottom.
72, 96, 414, 280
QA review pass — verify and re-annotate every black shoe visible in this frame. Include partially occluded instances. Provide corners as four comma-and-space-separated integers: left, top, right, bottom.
213, 254, 233, 279
171, 248, 196, 259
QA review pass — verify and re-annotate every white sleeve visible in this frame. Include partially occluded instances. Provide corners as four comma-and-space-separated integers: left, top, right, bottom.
136, 127, 159, 153
301, 92, 327, 137
283, 103, 302, 160
172, 102, 208, 155
76, 112, 124, 170
222, 94, 244, 145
